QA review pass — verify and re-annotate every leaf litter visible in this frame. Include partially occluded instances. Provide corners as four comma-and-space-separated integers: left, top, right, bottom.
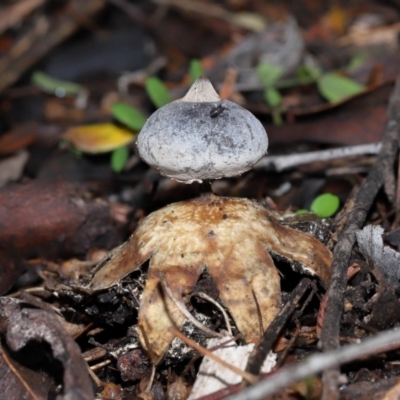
3, 1, 400, 399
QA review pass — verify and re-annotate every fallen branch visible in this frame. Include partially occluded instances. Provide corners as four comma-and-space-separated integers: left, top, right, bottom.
227, 327, 400, 400
256, 143, 381, 172
319, 76, 400, 399
0, 0, 106, 94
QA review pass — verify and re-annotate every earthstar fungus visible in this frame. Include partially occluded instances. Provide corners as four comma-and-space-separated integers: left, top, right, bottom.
90, 77, 332, 361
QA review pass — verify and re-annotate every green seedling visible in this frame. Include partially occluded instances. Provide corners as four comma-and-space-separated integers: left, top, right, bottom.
264, 88, 283, 125
145, 77, 172, 109
346, 54, 367, 73
317, 73, 365, 103
111, 102, 147, 131
32, 71, 82, 97
257, 63, 284, 86
110, 103, 148, 173
296, 65, 322, 83
296, 193, 340, 218
189, 59, 204, 83
257, 62, 285, 125
310, 193, 340, 218
256, 60, 365, 124
111, 145, 130, 173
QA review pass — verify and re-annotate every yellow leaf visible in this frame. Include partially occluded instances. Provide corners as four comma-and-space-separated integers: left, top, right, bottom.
323, 6, 348, 36
64, 123, 135, 153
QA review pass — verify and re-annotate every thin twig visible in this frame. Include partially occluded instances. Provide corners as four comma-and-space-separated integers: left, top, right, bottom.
255, 143, 381, 172
393, 155, 400, 227
181, 334, 241, 378
89, 359, 112, 371
297, 280, 318, 315
276, 319, 301, 368
252, 289, 264, 338
169, 327, 258, 385
0, 0, 106, 94
87, 363, 102, 387
106, 0, 149, 27
144, 364, 156, 393
227, 327, 400, 400
320, 76, 400, 399
159, 272, 225, 339
244, 277, 312, 378
194, 291, 232, 336
0, 345, 40, 399
152, 0, 237, 28
138, 324, 160, 365
0, 0, 44, 36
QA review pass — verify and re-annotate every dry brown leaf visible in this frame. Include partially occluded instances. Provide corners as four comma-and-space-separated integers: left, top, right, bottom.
0, 297, 94, 400
0, 343, 53, 400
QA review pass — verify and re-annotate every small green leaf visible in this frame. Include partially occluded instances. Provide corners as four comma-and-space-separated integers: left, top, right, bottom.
257, 62, 284, 87
264, 88, 282, 108
111, 102, 147, 131
296, 209, 309, 215
347, 54, 366, 72
189, 59, 204, 83
296, 65, 322, 82
32, 71, 82, 96
310, 193, 340, 218
111, 146, 129, 173
317, 73, 365, 103
145, 77, 172, 109
263, 88, 283, 125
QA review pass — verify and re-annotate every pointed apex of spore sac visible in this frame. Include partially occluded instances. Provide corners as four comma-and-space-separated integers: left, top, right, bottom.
182, 76, 221, 103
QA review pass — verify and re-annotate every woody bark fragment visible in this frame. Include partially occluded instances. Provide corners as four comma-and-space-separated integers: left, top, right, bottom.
0, 181, 122, 295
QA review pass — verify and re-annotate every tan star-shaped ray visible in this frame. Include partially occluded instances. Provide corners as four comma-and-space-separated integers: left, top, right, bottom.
90, 194, 332, 360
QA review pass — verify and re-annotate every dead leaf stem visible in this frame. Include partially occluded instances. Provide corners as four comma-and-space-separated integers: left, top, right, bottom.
144, 364, 156, 393
194, 291, 233, 336
159, 272, 225, 339
0, 345, 41, 400
87, 364, 102, 388
169, 327, 258, 385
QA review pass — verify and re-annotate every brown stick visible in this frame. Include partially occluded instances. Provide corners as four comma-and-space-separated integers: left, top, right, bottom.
0, 0, 105, 94
169, 327, 258, 385
320, 76, 400, 399
0, 0, 44, 36
244, 277, 312, 378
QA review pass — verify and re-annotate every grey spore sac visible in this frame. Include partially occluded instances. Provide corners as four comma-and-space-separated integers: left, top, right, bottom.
137, 77, 268, 183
